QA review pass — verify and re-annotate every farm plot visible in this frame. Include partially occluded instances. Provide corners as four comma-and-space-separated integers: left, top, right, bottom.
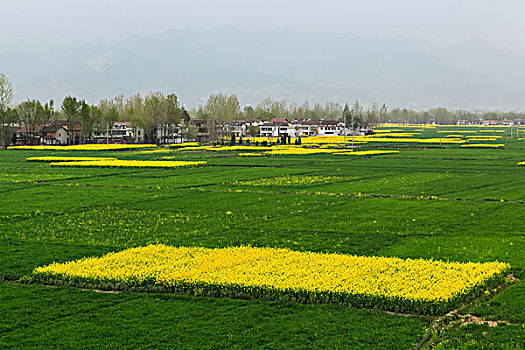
1, 132, 524, 349
32, 245, 509, 314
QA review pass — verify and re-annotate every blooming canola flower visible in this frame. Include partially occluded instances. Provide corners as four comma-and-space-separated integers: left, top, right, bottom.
461, 144, 505, 148
34, 245, 509, 312
50, 160, 207, 168
8, 144, 157, 151
26, 156, 117, 162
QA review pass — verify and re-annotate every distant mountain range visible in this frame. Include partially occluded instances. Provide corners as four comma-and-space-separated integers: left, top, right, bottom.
2, 26, 525, 110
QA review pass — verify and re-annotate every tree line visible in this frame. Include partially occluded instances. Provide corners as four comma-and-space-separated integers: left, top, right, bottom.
1, 73, 524, 148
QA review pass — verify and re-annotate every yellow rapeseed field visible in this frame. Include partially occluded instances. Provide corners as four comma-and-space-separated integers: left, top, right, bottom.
466, 138, 499, 142
26, 156, 117, 162
169, 142, 200, 147
8, 144, 157, 151
300, 136, 367, 145
264, 148, 351, 155
365, 133, 421, 137
263, 149, 399, 156
33, 245, 509, 313
460, 144, 505, 148
466, 135, 502, 139
179, 145, 293, 152
49, 160, 207, 168
436, 130, 480, 134
333, 150, 399, 156
300, 136, 464, 144
136, 149, 175, 154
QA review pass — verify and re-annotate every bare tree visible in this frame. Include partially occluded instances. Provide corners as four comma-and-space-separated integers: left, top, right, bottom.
351, 100, 363, 130
379, 103, 387, 125
18, 100, 45, 145
205, 92, 240, 141
0, 108, 18, 148
0, 73, 16, 148
0, 73, 14, 111
61, 96, 80, 145
144, 92, 167, 144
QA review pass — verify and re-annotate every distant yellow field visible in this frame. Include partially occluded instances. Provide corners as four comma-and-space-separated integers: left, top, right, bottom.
8, 144, 157, 151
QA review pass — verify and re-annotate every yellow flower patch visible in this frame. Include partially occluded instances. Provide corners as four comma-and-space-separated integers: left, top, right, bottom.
169, 142, 200, 147
136, 149, 174, 154
299, 136, 464, 144
180, 145, 292, 152
264, 148, 346, 155
8, 144, 157, 151
262, 148, 398, 156
365, 133, 421, 137
378, 123, 436, 129
27, 156, 117, 162
333, 150, 399, 156
301, 136, 367, 145
460, 144, 505, 148
437, 130, 480, 133
466, 138, 499, 142
373, 129, 404, 133
33, 245, 509, 314
363, 137, 464, 144
466, 135, 502, 139
50, 160, 207, 168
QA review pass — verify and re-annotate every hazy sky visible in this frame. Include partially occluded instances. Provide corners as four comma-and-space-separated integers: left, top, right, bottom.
2, 0, 525, 54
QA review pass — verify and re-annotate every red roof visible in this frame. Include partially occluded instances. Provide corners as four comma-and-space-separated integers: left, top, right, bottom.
270, 118, 288, 123
15, 125, 35, 134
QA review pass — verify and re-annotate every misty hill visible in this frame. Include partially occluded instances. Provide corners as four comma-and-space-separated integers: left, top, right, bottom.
2, 26, 525, 109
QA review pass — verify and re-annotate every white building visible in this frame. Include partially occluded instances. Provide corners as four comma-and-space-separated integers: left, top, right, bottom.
93, 122, 144, 143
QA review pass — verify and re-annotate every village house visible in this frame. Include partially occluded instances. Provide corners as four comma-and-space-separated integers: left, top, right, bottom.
259, 118, 292, 138
92, 122, 144, 143
291, 119, 316, 137
15, 121, 82, 145
240, 118, 373, 138
14, 125, 41, 145
316, 120, 345, 136
230, 119, 264, 138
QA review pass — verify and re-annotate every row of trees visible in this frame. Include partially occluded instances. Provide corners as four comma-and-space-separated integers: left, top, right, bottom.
192, 95, 386, 125
97, 92, 190, 144
1, 95, 110, 147
199, 96, 525, 126
0, 87, 193, 147
386, 107, 525, 125
2, 72, 524, 147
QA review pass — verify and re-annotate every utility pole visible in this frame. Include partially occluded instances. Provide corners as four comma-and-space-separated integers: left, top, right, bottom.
344, 118, 346, 149
351, 110, 354, 149
343, 124, 346, 148
343, 103, 349, 148
106, 65, 110, 146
